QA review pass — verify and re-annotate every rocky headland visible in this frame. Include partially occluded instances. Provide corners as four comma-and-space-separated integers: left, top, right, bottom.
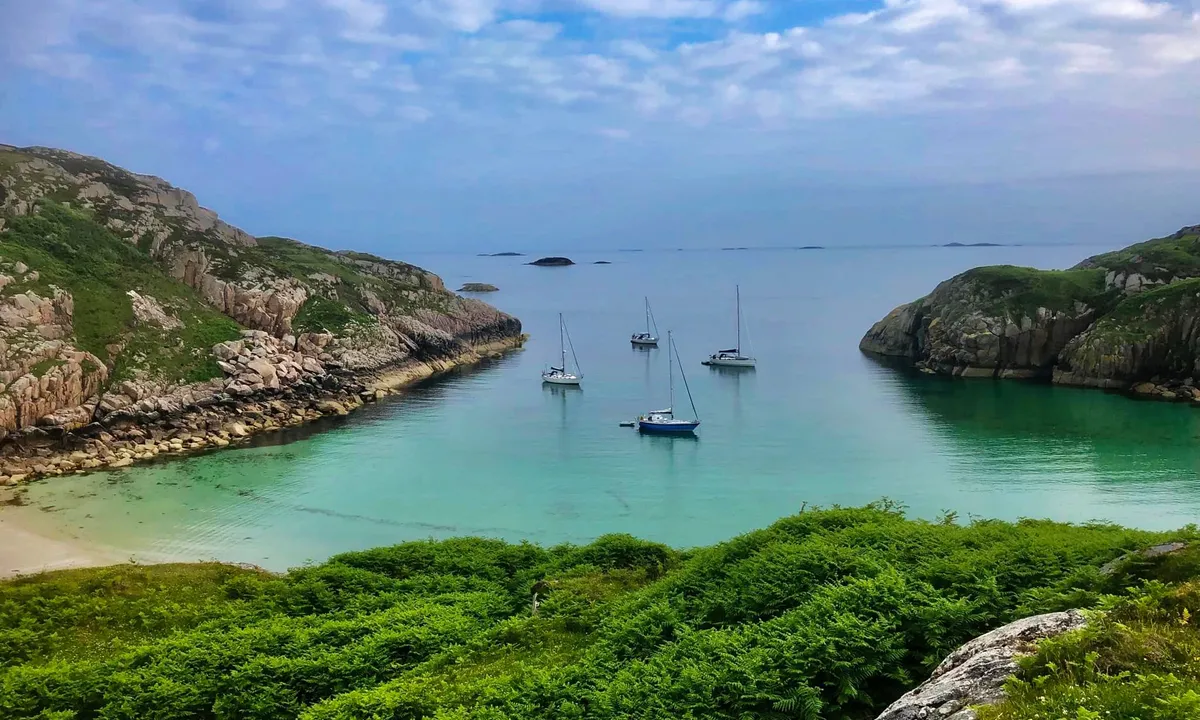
0, 144, 524, 484
861, 224, 1200, 400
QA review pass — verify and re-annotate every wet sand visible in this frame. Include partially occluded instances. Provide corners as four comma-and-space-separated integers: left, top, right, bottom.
0, 513, 120, 577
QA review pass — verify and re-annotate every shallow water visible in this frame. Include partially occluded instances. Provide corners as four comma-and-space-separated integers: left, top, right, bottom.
8, 246, 1200, 569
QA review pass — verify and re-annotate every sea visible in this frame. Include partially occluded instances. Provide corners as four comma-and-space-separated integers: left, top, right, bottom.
6, 245, 1200, 569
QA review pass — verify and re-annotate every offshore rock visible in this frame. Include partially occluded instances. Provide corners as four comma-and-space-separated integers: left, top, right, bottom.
875, 610, 1087, 720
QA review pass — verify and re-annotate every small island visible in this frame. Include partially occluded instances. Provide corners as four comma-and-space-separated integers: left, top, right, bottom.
458, 283, 499, 293
944, 242, 1003, 247
593, 261, 611, 265
488, 252, 524, 257
799, 245, 824, 250
528, 256, 575, 267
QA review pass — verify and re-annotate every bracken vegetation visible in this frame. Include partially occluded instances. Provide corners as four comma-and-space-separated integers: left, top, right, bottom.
2, 504, 1196, 720
0, 201, 242, 383
983, 545, 1200, 720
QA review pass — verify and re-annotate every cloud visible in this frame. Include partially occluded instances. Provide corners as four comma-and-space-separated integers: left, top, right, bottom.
3, 0, 1200, 182
321, 0, 386, 31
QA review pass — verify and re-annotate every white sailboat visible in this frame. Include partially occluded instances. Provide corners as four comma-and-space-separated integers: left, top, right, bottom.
542, 313, 583, 385
703, 285, 756, 368
631, 296, 660, 346
638, 331, 700, 434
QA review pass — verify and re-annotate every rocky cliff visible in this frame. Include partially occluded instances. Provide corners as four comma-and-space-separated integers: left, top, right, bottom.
862, 224, 1200, 392
0, 144, 522, 478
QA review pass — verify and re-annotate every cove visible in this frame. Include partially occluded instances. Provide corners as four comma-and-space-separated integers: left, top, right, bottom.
5, 246, 1200, 569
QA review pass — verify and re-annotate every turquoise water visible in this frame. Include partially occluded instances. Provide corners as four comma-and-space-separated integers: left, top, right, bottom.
9, 246, 1200, 569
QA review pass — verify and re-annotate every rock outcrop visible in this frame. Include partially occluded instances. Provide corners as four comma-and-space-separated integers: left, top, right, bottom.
860, 267, 1106, 379
0, 143, 524, 479
875, 610, 1087, 720
863, 224, 1200, 394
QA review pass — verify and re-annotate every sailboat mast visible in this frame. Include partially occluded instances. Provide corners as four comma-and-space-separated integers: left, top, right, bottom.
668, 330, 675, 410
559, 313, 566, 370
645, 297, 651, 335
736, 285, 741, 355
674, 334, 700, 420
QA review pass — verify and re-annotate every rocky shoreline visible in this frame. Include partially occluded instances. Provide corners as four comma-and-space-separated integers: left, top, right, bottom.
0, 333, 524, 486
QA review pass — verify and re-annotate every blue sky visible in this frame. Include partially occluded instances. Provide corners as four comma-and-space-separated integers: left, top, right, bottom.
2, 0, 1200, 254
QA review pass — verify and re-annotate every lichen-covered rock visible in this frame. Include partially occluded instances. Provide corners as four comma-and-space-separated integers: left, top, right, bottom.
1055, 279, 1200, 388
875, 610, 1088, 720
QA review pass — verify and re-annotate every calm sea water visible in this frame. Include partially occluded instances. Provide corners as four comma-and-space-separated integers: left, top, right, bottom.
8, 246, 1200, 568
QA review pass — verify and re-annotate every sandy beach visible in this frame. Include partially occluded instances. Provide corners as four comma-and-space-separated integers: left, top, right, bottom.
0, 513, 120, 577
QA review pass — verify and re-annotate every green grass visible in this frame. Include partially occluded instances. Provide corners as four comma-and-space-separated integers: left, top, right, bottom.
0, 201, 242, 383
1084, 231, 1200, 281
3, 504, 1196, 720
29, 358, 65, 377
959, 265, 1113, 317
292, 294, 373, 335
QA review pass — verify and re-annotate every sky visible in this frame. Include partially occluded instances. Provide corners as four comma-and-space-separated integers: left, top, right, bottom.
2, 0, 1200, 254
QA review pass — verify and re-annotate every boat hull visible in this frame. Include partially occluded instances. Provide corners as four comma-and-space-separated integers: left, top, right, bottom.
542, 373, 581, 385
631, 337, 658, 346
639, 420, 700, 435
703, 356, 756, 368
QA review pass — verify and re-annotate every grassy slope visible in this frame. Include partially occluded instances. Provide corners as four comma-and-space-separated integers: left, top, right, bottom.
1067, 277, 1200, 346
0, 201, 241, 383
1, 505, 1195, 720
4, 147, 451, 340
955, 266, 1113, 317
205, 236, 451, 334
1082, 229, 1200, 282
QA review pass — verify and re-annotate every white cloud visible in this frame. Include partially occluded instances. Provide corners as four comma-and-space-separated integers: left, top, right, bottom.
322, 0, 387, 31
724, 0, 767, 21
416, 0, 502, 32
598, 127, 632, 139
6, 0, 1200, 173
575, 0, 721, 18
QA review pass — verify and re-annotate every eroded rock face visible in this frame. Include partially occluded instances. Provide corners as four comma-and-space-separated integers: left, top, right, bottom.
1055, 283, 1200, 388
875, 610, 1087, 720
0, 266, 107, 431
860, 273, 1099, 379
169, 247, 308, 334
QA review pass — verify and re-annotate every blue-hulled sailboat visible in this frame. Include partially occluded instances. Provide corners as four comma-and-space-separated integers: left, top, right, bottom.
638, 331, 700, 435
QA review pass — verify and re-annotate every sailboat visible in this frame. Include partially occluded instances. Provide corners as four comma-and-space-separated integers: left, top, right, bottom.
702, 285, 756, 368
638, 331, 700, 434
542, 313, 583, 385
631, 297, 660, 346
